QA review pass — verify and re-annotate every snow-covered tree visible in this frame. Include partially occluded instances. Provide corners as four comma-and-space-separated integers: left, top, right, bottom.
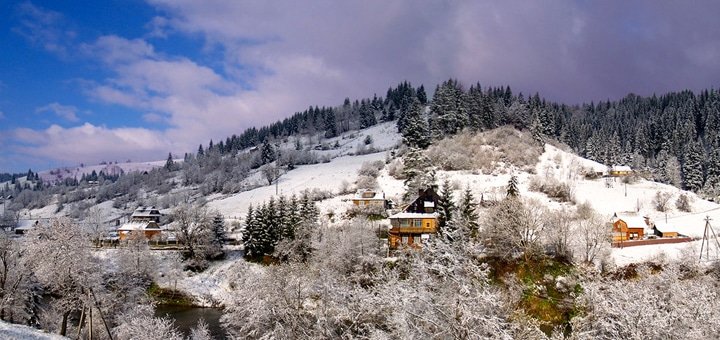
681, 141, 704, 191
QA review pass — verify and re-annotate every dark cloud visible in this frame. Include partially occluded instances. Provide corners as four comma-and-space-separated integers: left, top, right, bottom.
7, 1, 720, 170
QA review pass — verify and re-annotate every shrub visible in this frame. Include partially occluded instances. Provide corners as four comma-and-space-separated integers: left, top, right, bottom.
652, 191, 673, 212
675, 193, 693, 212
425, 126, 542, 173
528, 176, 576, 203
357, 161, 384, 178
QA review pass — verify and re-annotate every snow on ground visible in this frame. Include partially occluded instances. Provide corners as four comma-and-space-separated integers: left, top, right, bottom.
38, 160, 170, 184
208, 152, 389, 219
539, 144, 720, 238
536, 144, 720, 264
0, 320, 67, 340
611, 240, 700, 267
153, 249, 257, 307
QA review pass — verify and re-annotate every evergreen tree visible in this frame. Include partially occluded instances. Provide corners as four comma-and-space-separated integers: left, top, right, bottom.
400, 99, 431, 149
429, 79, 468, 138
242, 205, 263, 258
164, 153, 175, 171
681, 141, 704, 191
702, 149, 720, 196
299, 192, 320, 223
197, 144, 204, 157
416, 84, 427, 105
260, 140, 277, 165
402, 148, 434, 199
212, 214, 226, 248
458, 186, 480, 239
324, 110, 337, 138
507, 175, 519, 198
437, 180, 456, 236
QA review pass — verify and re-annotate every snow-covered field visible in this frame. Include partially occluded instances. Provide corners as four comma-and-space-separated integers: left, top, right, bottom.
0, 320, 67, 339
208, 152, 389, 218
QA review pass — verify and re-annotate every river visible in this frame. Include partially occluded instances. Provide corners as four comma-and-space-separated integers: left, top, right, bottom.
155, 305, 227, 339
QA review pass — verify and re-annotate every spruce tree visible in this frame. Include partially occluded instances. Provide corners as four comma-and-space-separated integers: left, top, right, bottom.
459, 186, 480, 239
212, 214, 226, 248
165, 152, 175, 171
682, 141, 704, 191
261, 140, 277, 165
437, 179, 456, 236
401, 99, 431, 149
507, 175, 519, 198
429, 79, 468, 138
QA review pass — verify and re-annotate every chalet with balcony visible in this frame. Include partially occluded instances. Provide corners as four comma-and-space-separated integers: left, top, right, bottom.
388, 187, 441, 249
131, 206, 163, 223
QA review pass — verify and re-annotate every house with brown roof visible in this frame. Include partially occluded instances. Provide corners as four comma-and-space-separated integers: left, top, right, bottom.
388, 187, 441, 249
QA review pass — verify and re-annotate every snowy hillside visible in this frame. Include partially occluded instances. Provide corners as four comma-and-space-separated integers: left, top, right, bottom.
38, 160, 169, 184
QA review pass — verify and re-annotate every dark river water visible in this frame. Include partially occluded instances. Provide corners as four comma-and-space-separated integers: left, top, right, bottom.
155, 305, 227, 339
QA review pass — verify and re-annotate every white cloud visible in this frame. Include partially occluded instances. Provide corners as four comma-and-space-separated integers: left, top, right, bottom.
13, 2, 75, 57
36, 102, 80, 122
12, 123, 169, 165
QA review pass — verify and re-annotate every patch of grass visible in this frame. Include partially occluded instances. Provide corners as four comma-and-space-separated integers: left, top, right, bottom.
486, 256, 581, 336
148, 282, 195, 307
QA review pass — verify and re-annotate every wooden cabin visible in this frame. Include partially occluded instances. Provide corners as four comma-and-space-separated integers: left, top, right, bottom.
612, 214, 648, 241
388, 187, 441, 249
609, 165, 633, 177
117, 221, 162, 241
117, 206, 164, 241
653, 222, 679, 238
131, 206, 163, 223
351, 189, 387, 208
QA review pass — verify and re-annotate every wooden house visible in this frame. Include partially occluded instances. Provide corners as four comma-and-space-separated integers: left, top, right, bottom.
611, 214, 648, 241
117, 221, 162, 241
131, 206, 163, 223
609, 165, 633, 177
351, 189, 387, 208
117, 206, 164, 241
388, 187, 441, 249
652, 222, 679, 238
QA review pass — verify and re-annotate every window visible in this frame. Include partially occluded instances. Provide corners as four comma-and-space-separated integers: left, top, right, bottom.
414, 220, 422, 228
413, 236, 421, 245
400, 219, 410, 227
401, 235, 408, 244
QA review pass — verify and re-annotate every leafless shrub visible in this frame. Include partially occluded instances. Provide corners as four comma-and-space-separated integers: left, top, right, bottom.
425, 126, 542, 173
355, 175, 378, 190
387, 159, 405, 179
675, 193, 693, 212
357, 161, 384, 178
528, 176, 576, 203
653, 191, 673, 212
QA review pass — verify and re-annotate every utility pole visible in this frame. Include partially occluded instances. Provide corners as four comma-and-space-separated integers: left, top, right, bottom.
699, 216, 720, 262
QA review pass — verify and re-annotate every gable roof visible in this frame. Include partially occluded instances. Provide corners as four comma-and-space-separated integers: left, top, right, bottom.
131, 206, 162, 218
118, 221, 160, 231
615, 214, 647, 229
353, 189, 385, 201
611, 165, 633, 172
405, 187, 441, 214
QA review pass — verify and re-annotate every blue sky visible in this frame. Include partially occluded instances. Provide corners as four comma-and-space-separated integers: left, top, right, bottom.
2, 1, 720, 172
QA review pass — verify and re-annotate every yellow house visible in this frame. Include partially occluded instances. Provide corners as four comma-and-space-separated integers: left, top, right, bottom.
388, 187, 441, 250
388, 213, 438, 248
351, 189, 387, 208
609, 165, 633, 177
